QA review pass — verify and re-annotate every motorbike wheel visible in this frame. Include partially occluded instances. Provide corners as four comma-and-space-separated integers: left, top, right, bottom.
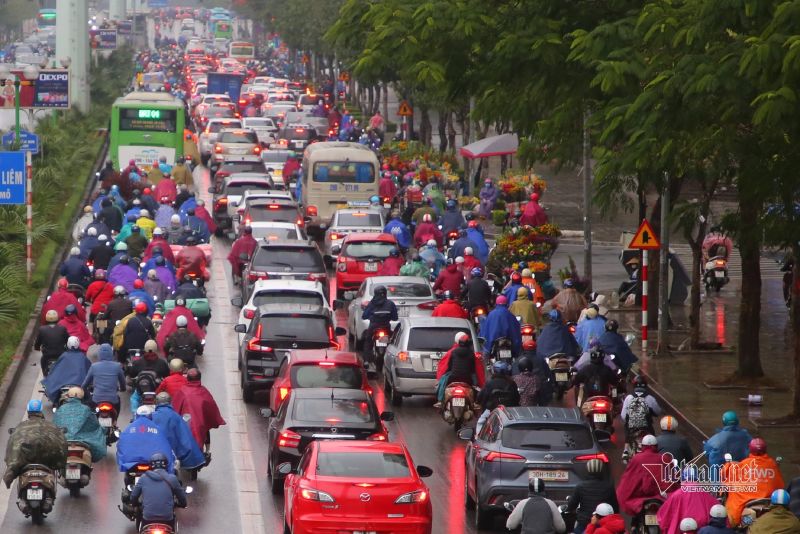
375, 352, 384, 374
189, 468, 198, 481
454, 419, 463, 433
30, 507, 44, 525
474, 504, 491, 530
556, 387, 565, 401
69, 485, 81, 498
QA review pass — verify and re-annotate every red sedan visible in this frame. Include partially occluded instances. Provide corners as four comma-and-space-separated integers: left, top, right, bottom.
281, 440, 433, 534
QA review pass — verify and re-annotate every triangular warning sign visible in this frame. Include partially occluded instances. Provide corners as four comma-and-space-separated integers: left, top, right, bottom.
628, 219, 661, 250
397, 100, 413, 116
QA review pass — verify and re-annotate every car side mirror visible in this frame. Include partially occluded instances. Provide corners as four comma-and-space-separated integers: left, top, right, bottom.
259, 408, 273, 418
233, 215, 240, 222
231, 297, 243, 307
457, 427, 474, 441
334, 326, 346, 336
379, 411, 394, 422
330, 244, 341, 254
234, 324, 247, 333
416, 465, 433, 478
8, 427, 14, 435
276, 462, 293, 475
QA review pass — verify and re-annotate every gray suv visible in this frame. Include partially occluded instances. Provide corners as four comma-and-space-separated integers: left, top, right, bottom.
460, 406, 607, 529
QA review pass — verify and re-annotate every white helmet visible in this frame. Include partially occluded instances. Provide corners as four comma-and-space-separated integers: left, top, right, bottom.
594, 503, 614, 517
67, 336, 80, 350
642, 434, 658, 446
170, 214, 181, 224
660, 415, 678, 431
176, 315, 188, 327
140, 209, 150, 218
98, 234, 108, 241
455, 256, 464, 264
709, 504, 727, 519
87, 227, 97, 236
679, 518, 698, 531
464, 246, 473, 256
70, 246, 81, 256
136, 405, 153, 417
426, 239, 437, 247
422, 213, 432, 223
153, 227, 163, 236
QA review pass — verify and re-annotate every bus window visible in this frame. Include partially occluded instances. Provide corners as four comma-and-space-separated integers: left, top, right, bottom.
313, 162, 375, 184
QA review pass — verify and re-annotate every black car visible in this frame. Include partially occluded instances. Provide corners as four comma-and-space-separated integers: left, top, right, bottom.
261, 388, 393, 493
234, 304, 345, 402
239, 239, 327, 302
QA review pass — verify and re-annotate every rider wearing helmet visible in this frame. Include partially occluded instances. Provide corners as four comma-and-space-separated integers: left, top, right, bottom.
722, 437, 785, 526
59, 303, 93, 353
595, 319, 638, 373
617, 434, 675, 518
465, 220, 489, 264
59, 246, 92, 288
747, 489, 800, 533
461, 247, 482, 279
483, 295, 523, 358
129, 452, 187, 530
506, 478, 567, 533
432, 290, 468, 319
152, 392, 206, 471
476, 360, 520, 421
52, 387, 107, 465
435, 332, 485, 397
433, 258, 464, 299
41, 336, 92, 404
413, 212, 442, 249
361, 285, 398, 365
573, 343, 619, 404
418, 238, 446, 277
411, 200, 438, 227
536, 309, 580, 360
35, 309, 70, 375
621, 376, 663, 460
678, 518, 699, 534
550, 278, 587, 323
383, 211, 412, 251
465, 266, 492, 312
503, 271, 529, 306
377, 247, 405, 276
448, 228, 478, 261
656, 466, 720, 534
657, 416, 694, 466
703, 411, 753, 480
565, 460, 619, 534
698, 504, 736, 534
509, 284, 541, 329
440, 198, 465, 235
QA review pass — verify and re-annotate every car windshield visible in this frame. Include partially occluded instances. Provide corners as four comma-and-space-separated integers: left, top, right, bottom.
252, 290, 322, 308
337, 213, 382, 227
224, 182, 269, 196
252, 247, 324, 271
219, 131, 258, 143
407, 327, 469, 352
293, 398, 374, 424
208, 121, 241, 133
208, 107, 235, 118
501, 423, 594, 451
291, 364, 362, 389
247, 205, 297, 222
262, 152, 289, 164
250, 227, 298, 241
342, 241, 395, 260
259, 315, 329, 343
383, 283, 433, 298
316, 452, 411, 478
220, 162, 263, 174
245, 118, 272, 128
313, 162, 375, 184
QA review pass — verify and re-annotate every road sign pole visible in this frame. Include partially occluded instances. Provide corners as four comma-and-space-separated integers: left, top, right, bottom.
26, 150, 32, 282
641, 250, 648, 354
402, 115, 408, 141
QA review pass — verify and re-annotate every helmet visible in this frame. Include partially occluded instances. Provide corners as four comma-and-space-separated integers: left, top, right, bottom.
516, 286, 528, 298
722, 411, 739, 426
67, 336, 80, 350
642, 434, 657, 446
548, 309, 561, 322
386, 247, 400, 258
27, 399, 43, 414
135, 302, 148, 314
511, 271, 522, 283
528, 477, 545, 495
456, 332, 471, 347
563, 278, 574, 289
66, 387, 84, 400
131, 225, 140, 233
464, 246, 473, 256
70, 246, 81, 257
87, 227, 97, 236
771, 489, 790, 506
605, 319, 619, 332
373, 285, 387, 299
749, 437, 767, 455
496, 295, 508, 306
586, 459, 605, 475
186, 236, 197, 245
144, 340, 158, 353
442, 290, 452, 300
176, 315, 188, 327
147, 269, 157, 280
153, 227, 163, 236
422, 213, 432, 223
426, 239, 437, 247
243, 225, 253, 234
455, 256, 464, 264
169, 358, 185, 372
114, 285, 126, 296
140, 209, 150, 218
632, 375, 647, 388
446, 199, 456, 209
471, 267, 483, 277
83, 205, 93, 213
678, 518, 698, 532
458, 228, 468, 238
522, 339, 536, 351
65, 304, 77, 316
136, 405, 154, 417
149, 452, 169, 470
134, 279, 144, 289
521, 268, 532, 278
446, 257, 455, 266
594, 503, 614, 517
155, 256, 166, 266
710, 504, 728, 519
118, 255, 129, 265
175, 296, 186, 307
590, 348, 604, 364
492, 361, 512, 376
155, 391, 172, 406
465, 212, 476, 221
170, 214, 181, 224
45, 310, 59, 323
115, 242, 128, 251
152, 246, 162, 256
518, 357, 533, 373
94, 269, 106, 280
660, 416, 678, 431
369, 195, 380, 204
186, 368, 201, 382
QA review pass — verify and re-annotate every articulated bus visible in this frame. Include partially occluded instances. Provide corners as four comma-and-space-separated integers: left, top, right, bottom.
37, 9, 56, 29
110, 92, 185, 169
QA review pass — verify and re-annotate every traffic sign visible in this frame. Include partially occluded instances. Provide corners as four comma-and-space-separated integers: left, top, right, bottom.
397, 100, 413, 116
2, 130, 39, 154
0, 151, 26, 205
628, 219, 660, 250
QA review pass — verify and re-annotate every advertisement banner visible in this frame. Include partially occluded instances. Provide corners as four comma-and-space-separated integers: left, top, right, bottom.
93, 29, 118, 50
0, 70, 70, 109
117, 21, 133, 35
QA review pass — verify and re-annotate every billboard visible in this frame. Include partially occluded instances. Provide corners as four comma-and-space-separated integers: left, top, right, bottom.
91, 29, 118, 50
0, 70, 70, 109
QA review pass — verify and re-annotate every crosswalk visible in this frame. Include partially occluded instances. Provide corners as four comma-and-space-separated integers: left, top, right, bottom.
669, 244, 785, 280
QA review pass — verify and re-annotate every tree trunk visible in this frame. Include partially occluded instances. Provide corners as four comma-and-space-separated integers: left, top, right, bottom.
373, 85, 381, 115
736, 197, 764, 377
793, 243, 800, 415
420, 106, 432, 146
447, 112, 457, 152
437, 111, 448, 153
459, 104, 471, 177
382, 83, 389, 120
367, 85, 374, 118
687, 236, 704, 349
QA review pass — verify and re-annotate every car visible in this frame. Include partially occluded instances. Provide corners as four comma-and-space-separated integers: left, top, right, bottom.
195, 103, 237, 131
265, 389, 394, 493
295, 93, 323, 111
240, 239, 327, 302
242, 117, 278, 145
198, 118, 243, 163
323, 208, 384, 265
231, 279, 329, 345
263, 102, 298, 128
228, 182, 291, 224
383, 316, 481, 405
234, 304, 346, 402
335, 232, 399, 299
461, 406, 609, 528
260, 149, 292, 186
208, 175, 273, 230
234, 199, 303, 238
211, 128, 261, 166
268, 349, 370, 412
277, 123, 317, 151
281, 440, 432, 533
345, 276, 437, 349
211, 155, 265, 183
248, 221, 306, 242
194, 93, 231, 116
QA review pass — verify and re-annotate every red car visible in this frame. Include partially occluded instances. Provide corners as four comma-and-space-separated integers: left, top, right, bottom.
281, 440, 433, 534
335, 232, 398, 299
269, 350, 370, 412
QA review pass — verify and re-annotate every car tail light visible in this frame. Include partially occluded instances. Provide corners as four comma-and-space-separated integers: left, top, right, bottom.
278, 429, 300, 449
574, 452, 610, 463
398, 351, 409, 362
214, 144, 223, 153
318, 361, 335, 367
367, 431, 388, 441
300, 487, 334, 502
484, 451, 526, 462
330, 233, 340, 240
307, 272, 325, 282
253, 145, 261, 155
248, 271, 268, 282
296, 217, 304, 227
327, 325, 341, 349
306, 205, 317, 217
247, 324, 273, 352
416, 301, 438, 310
395, 490, 427, 504
337, 262, 348, 272
279, 386, 291, 400
267, 204, 280, 210
238, 99, 246, 105
243, 308, 255, 320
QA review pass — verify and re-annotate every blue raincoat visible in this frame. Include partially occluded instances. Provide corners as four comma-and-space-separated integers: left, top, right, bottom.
178, 197, 198, 223
536, 321, 580, 359
575, 316, 607, 351
129, 289, 156, 317
41, 350, 92, 404
142, 256, 176, 277
597, 331, 639, 372
78, 235, 99, 259
92, 194, 108, 214
440, 207, 466, 235
186, 215, 211, 243
53, 398, 107, 461
155, 205, 175, 229
419, 245, 446, 277
482, 304, 522, 356
503, 282, 532, 306
448, 236, 479, 261
152, 404, 206, 469
703, 424, 753, 474
384, 219, 412, 250
116, 415, 175, 473
125, 207, 142, 221
466, 228, 489, 264
109, 263, 140, 293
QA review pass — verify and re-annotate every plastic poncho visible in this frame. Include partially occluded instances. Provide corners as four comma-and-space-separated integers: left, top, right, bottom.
152, 404, 205, 469
426, 187, 445, 215
4, 416, 67, 478
703, 424, 753, 472
399, 260, 430, 279
519, 198, 548, 227
747, 506, 800, 534
419, 246, 446, 277
53, 398, 107, 462
41, 350, 91, 404
129, 289, 156, 317
115, 222, 136, 246
508, 292, 541, 329
156, 305, 205, 352
178, 197, 198, 223
154, 265, 177, 293
109, 263, 140, 293
656, 482, 719, 534
155, 204, 175, 229
597, 331, 639, 372
503, 282, 531, 306
41, 288, 85, 324
172, 382, 226, 448
116, 415, 175, 473
482, 304, 522, 356
478, 184, 498, 218
384, 219, 411, 249
465, 228, 489, 265
449, 236, 479, 262
536, 321, 580, 360
616, 445, 671, 516
144, 278, 170, 305
194, 205, 217, 234
575, 316, 607, 351
721, 454, 785, 525
143, 237, 175, 264
550, 288, 587, 324
78, 235, 99, 259
136, 216, 157, 240
58, 315, 94, 353
440, 206, 466, 235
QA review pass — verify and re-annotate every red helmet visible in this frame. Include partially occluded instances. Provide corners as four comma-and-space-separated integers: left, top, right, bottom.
143, 188, 152, 195
511, 271, 522, 283
530, 192, 540, 202
468, 220, 479, 228
749, 437, 767, 455
134, 279, 144, 289
135, 302, 148, 314
57, 278, 68, 289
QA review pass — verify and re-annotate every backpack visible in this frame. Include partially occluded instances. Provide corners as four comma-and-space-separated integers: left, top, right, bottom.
626, 395, 651, 430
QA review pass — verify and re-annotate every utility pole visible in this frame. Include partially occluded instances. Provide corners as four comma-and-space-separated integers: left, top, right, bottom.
657, 172, 671, 355
582, 109, 593, 292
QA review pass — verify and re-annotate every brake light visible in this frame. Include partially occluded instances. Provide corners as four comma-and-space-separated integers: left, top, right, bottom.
248, 271, 268, 282
267, 204, 280, 210
296, 217, 304, 226
474, 307, 486, 316
279, 386, 290, 400
243, 308, 255, 320
247, 324, 273, 352
295, 128, 304, 133
98, 402, 114, 412
68, 449, 84, 458
593, 400, 609, 410
306, 205, 317, 217
330, 233, 341, 240
569, 324, 576, 334
574, 452, 610, 463
715, 260, 725, 267
395, 490, 427, 503
521, 326, 535, 335
319, 361, 335, 367
253, 145, 261, 155
484, 451, 526, 462
278, 429, 301, 448
214, 144, 223, 153
416, 301, 438, 310
136, 464, 151, 471
238, 99, 246, 105
398, 351, 409, 362
452, 387, 466, 396
300, 487, 334, 502
367, 431, 388, 441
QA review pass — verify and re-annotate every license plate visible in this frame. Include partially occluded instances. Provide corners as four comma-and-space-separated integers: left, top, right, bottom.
26, 488, 43, 500
66, 468, 81, 480
397, 307, 410, 317
99, 417, 112, 427
375, 340, 387, 347
522, 335, 533, 344
715, 270, 725, 278
611, 388, 617, 397
645, 515, 659, 526
263, 368, 275, 377
452, 397, 466, 407
354, 531, 377, 534
499, 349, 511, 359
555, 372, 568, 382
593, 413, 607, 423
231, 148, 247, 154
528, 470, 568, 482
364, 262, 378, 272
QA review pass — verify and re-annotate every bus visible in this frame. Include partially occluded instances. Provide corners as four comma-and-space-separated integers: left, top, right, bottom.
301, 142, 380, 237
214, 20, 233, 40
110, 92, 186, 170
37, 9, 56, 29
228, 41, 255, 63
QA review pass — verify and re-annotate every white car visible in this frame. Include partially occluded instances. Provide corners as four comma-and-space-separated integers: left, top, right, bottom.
230, 186, 295, 234
231, 279, 329, 346
242, 117, 279, 145
198, 118, 243, 160
345, 276, 437, 349
323, 208, 384, 264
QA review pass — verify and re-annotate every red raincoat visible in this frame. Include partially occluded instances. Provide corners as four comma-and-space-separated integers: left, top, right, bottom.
154, 179, 177, 204
156, 371, 188, 397
59, 315, 93, 352
143, 236, 176, 264
172, 381, 226, 448
41, 289, 86, 324
585, 514, 626, 534
176, 246, 209, 280
519, 198, 548, 227
616, 445, 673, 516
227, 234, 258, 276
413, 221, 443, 249
435, 344, 486, 387
433, 264, 464, 298
156, 306, 205, 351
376, 255, 404, 276
86, 280, 114, 316
656, 482, 720, 534
195, 205, 217, 234
432, 300, 468, 319
379, 177, 397, 200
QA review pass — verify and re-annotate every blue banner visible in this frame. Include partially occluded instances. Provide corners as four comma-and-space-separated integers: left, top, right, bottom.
0, 152, 26, 205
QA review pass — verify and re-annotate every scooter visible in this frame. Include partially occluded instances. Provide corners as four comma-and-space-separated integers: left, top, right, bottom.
490, 337, 514, 365
546, 353, 574, 400
632, 498, 663, 534
60, 441, 93, 497
371, 326, 391, 374
95, 401, 119, 445
703, 256, 729, 292
581, 393, 614, 441
14, 462, 57, 525
441, 382, 476, 433
503, 500, 576, 532
469, 305, 488, 329
520, 323, 536, 346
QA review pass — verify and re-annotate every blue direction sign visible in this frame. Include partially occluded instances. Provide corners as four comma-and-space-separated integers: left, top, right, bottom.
2, 130, 39, 154
0, 151, 26, 205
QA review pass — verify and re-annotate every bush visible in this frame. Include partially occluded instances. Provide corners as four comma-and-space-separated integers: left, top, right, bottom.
491, 209, 507, 226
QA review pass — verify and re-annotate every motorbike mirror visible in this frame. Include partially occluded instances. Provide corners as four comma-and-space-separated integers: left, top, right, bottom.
776, 456, 783, 464
334, 326, 347, 337
127, 484, 133, 491
416, 465, 433, 478
558, 504, 567, 513
477, 337, 486, 346
259, 408, 273, 418
457, 427, 474, 441
503, 502, 516, 512
114, 429, 121, 438
724, 453, 733, 462
609, 354, 616, 360
276, 462, 293, 475
379, 411, 394, 422
624, 333, 636, 346
234, 324, 247, 333
231, 297, 243, 307
185, 486, 194, 494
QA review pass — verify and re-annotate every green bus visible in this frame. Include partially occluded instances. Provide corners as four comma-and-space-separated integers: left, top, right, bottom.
213, 20, 233, 40
37, 9, 56, 29
110, 92, 185, 170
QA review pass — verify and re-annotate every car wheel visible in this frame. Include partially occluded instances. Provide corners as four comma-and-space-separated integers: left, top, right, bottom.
241, 373, 254, 403
474, 503, 491, 530
283, 518, 291, 534
464, 473, 475, 510
269, 460, 283, 495
384, 373, 402, 406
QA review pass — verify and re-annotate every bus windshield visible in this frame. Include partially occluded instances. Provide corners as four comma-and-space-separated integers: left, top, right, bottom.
313, 162, 375, 183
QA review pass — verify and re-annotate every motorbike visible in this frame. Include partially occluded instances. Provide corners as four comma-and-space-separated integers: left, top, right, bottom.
490, 337, 514, 365
581, 391, 615, 441
445, 229, 459, 251
93, 309, 112, 345
703, 256, 729, 292
632, 498, 663, 534
469, 305, 487, 329
441, 382, 476, 433
119, 463, 152, 523
545, 353, 574, 400
60, 441, 93, 497
371, 326, 391, 374
738, 498, 772, 528
520, 323, 536, 346
14, 463, 57, 525
95, 401, 119, 445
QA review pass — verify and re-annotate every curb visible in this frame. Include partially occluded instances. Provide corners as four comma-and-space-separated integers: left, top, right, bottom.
640, 368, 710, 446
0, 134, 109, 419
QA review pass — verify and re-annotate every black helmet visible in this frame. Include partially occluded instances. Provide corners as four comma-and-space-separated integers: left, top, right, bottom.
590, 347, 604, 364
518, 356, 533, 373
149, 452, 169, 470
155, 256, 165, 266
175, 296, 186, 307
131, 225, 140, 233
243, 225, 253, 234
65, 304, 77, 316
442, 290, 452, 300
186, 235, 197, 245
373, 285, 387, 299
458, 228, 468, 238
119, 255, 129, 265
465, 212, 476, 222
632, 375, 647, 388
528, 477, 546, 495
605, 319, 619, 332
152, 246, 162, 256
389, 248, 399, 257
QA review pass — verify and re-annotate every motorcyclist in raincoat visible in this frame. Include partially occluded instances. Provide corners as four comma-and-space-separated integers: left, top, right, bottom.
116, 406, 175, 473
399, 253, 430, 278
616, 435, 673, 517
549, 278, 587, 323
596, 319, 639, 373
440, 199, 466, 235
109, 256, 140, 293
152, 392, 205, 470
519, 192, 548, 227
448, 229, 479, 261
59, 305, 93, 352
171, 369, 226, 453
721, 437, 784, 526
53, 387, 107, 462
383, 212, 412, 251
41, 337, 91, 404
703, 411, 752, 479
419, 240, 446, 278
575, 305, 607, 351
3, 399, 67, 489
465, 222, 489, 265
40, 278, 86, 324
536, 309, 580, 360
376, 248, 405, 276
482, 295, 522, 357
656, 466, 720, 534
228, 225, 258, 281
